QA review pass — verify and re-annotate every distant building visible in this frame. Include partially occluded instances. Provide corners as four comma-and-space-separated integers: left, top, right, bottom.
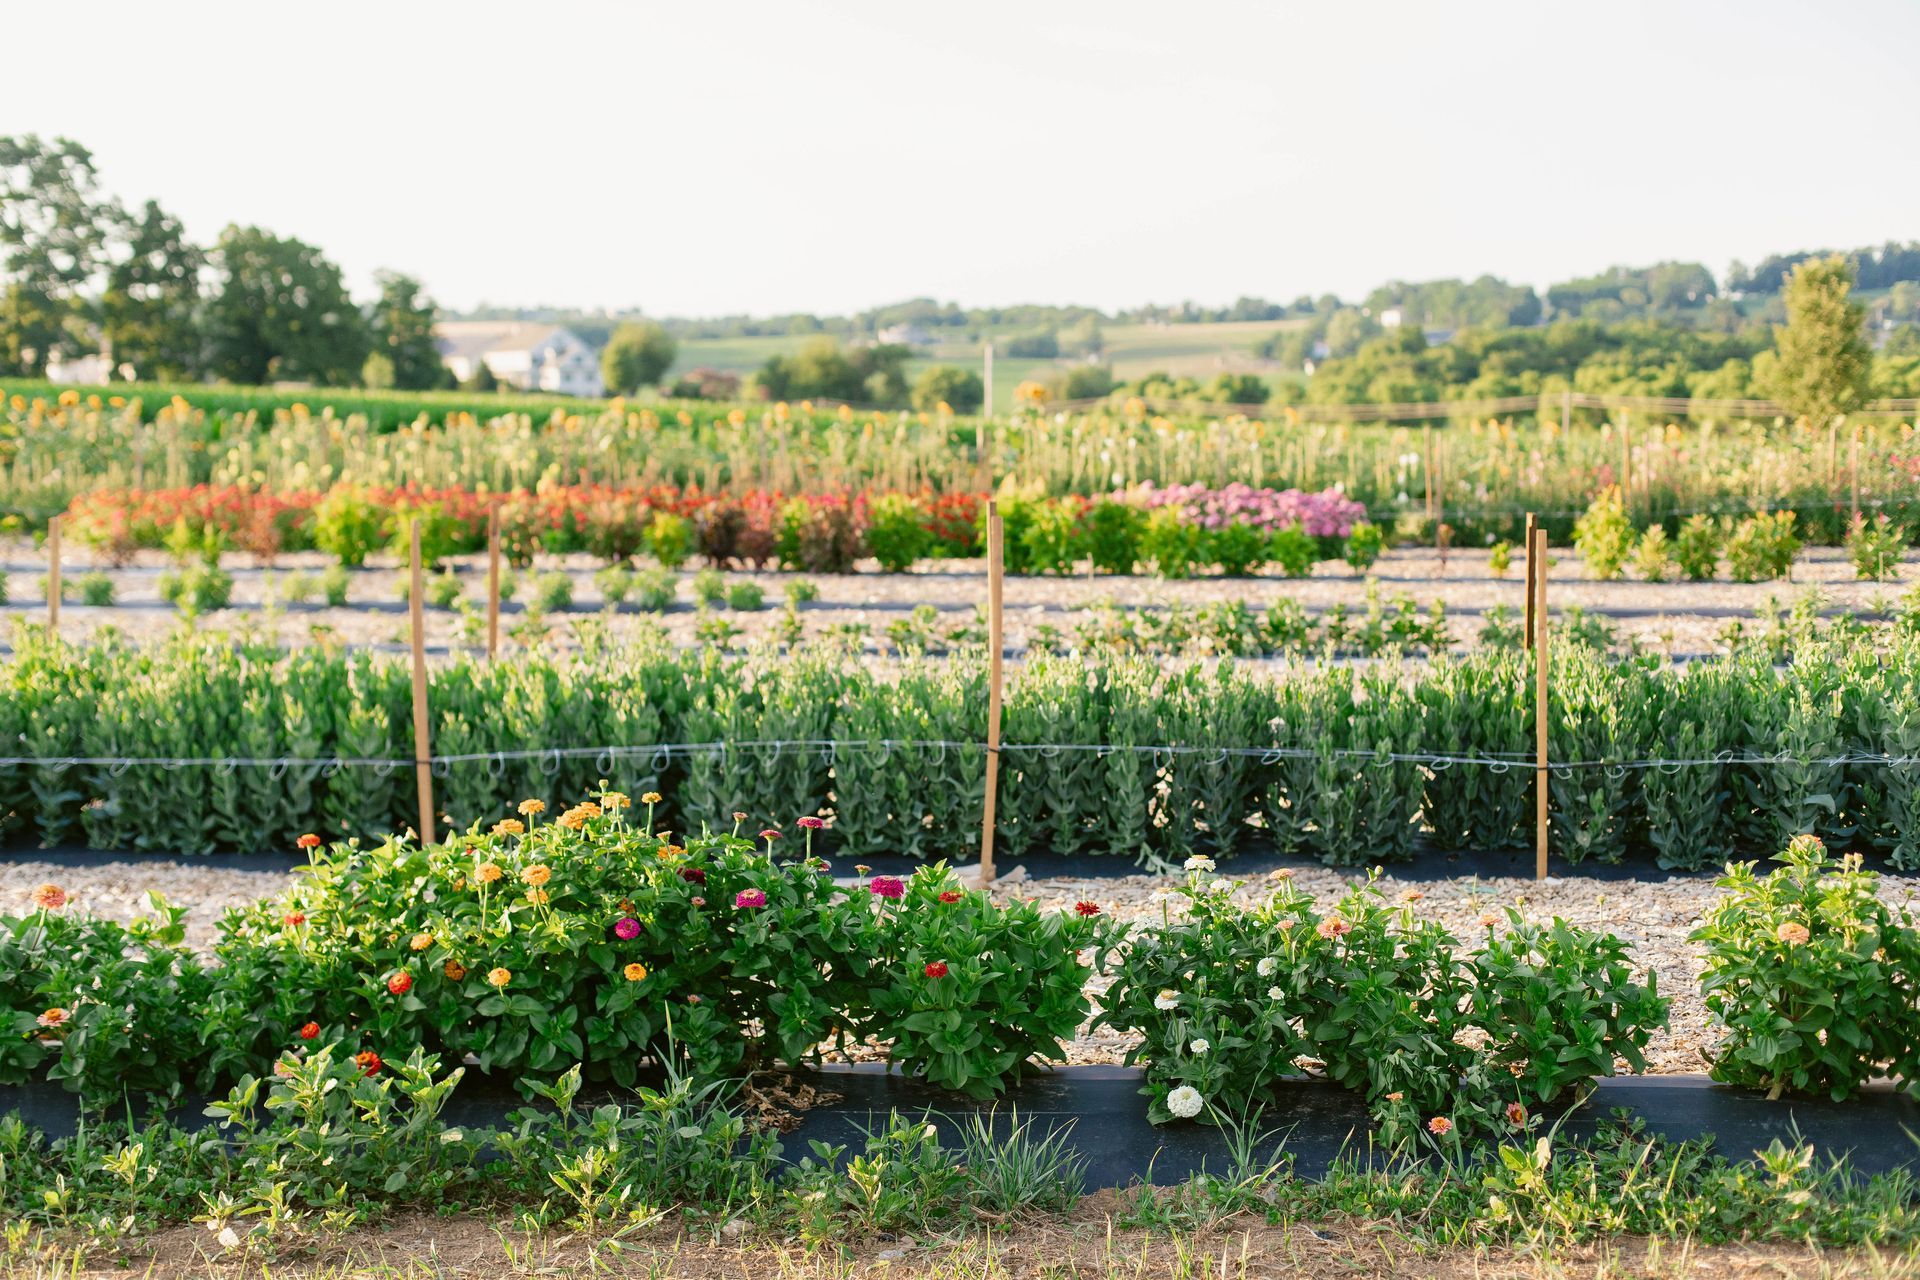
436, 321, 605, 397
874, 322, 934, 350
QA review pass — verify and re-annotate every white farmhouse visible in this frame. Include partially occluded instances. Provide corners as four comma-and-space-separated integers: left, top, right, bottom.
436, 321, 605, 397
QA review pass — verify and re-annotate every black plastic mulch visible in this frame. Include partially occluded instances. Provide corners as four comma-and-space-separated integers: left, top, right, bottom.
0, 1066, 1914, 1184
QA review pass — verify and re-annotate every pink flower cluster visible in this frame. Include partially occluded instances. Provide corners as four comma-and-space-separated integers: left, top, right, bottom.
1121, 483, 1366, 537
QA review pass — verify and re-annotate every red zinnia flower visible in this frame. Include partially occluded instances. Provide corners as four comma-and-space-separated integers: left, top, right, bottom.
296, 834, 322, 850
283, 911, 307, 927
679, 866, 707, 885
797, 816, 825, 830
924, 961, 949, 978
298, 1021, 321, 1041
1075, 901, 1101, 917
355, 1050, 383, 1076
939, 891, 962, 904
387, 971, 414, 996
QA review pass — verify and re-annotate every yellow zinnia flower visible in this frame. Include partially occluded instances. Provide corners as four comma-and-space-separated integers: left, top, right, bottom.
486, 967, 512, 988
521, 864, 552, 887
624, 963, 648, 981
476, 862, 503, 885
518, 799, 546, 817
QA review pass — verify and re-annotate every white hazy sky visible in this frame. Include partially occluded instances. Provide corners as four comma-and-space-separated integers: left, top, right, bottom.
9, 0, 1918, 317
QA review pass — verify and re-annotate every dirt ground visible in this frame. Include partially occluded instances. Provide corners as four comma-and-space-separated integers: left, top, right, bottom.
28, 1197, 1919, 1279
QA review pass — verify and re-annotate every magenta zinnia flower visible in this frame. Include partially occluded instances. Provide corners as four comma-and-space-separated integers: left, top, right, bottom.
613, 917, 641, 940
869, 876, 905, 900
735, 888, 767, 909
797, 816, 825, 830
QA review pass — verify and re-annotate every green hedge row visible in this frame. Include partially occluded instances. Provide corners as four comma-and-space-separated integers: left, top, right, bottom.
4, 631, 1920, 867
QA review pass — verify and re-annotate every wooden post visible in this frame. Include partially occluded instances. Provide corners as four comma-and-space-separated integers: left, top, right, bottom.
1423, 428, 1435, 521
1522, 512, 1538, 652
1532, 524, 1549, 880
1560, 388, 1572, 434
978, 501, 1005, 886
485, 508, 502, 659
1434, 432, 1446, 563
45, 515, 61, 634
983, 341, 994, 422
1850, 424, 1862, 526
1622, 421, 1632, 511
408, 520, 437, 845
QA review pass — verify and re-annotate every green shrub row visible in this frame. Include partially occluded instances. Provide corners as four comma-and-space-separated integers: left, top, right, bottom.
8, 630, 1920, 867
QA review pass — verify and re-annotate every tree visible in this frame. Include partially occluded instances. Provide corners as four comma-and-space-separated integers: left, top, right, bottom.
461, 359, 499, 393
911, 365, 983, 413
600, 320, 676, 394
101, 199, 204, 380
1764, 255, 1870, 423
366, 270, 448, 390
0, 135, 118, 375
205, 225, 369, 385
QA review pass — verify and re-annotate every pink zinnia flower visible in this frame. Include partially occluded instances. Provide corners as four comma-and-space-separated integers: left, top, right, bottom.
735, 889, 767, 909
1427, 1116, 1453, 1136
797, 816, 825, 830
924, 961, 948, 978
869, 876, 905, 900
613, 917, 641, 940
759, 829, 782, 841
1316, 917, 1350, 939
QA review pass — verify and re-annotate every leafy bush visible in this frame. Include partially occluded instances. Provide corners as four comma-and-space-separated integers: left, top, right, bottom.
311, 486, 387, 567
1097, 867, 1665, 1144
321, 564, 351, 607
866, 494, 930, 573
1675, 514, 1721, 580
1631, 525, 1673, 581
1207, 522, 1268, 577
157, 564, 234, 615
76, 572, 114, 606
725, 581, 765, 611
785, 578, 819, 605
1693, 835, 1920, 1100
530, 571, 573, 614
1141, 506, 1204, 578
1572, 486, 1633, 580
425, 570, 464, 610
1487, 539, 1512, 578
647, 512, 693, 570
1848, 513, 1905, 581
1267, 524, 1315, 578
1726, 511, 1800, 582
1343, 521, 1386, 573
593, 564, 632, 606
1083, 500, 1143, 575
691, 567, 725, 607
632, 567, 676, 611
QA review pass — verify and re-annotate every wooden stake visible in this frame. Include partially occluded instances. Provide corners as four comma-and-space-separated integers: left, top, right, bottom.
1522, 512, 1538, 652
46, 514, 61, 634
1850, 424, 1862, 526
1560, 388, 1572, 434
1619, 418, 1631, 511
486, 508, 502, 659
1532, 525, 1549, 880
408, 520, 436, 845
979, 501, 1005, 886
1423, 428, 1435, 521
983, 341, 994, 422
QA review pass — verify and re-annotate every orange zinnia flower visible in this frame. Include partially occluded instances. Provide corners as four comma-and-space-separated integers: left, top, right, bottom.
444, 960, 468, 981
624, 963, 648, 981
521, 864, 552, 887
30, 884, 66, 911
518, 799, 546, 817
486, 967, 511, 988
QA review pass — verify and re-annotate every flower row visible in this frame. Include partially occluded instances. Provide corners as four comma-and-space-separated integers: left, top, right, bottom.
3, 811, 1901, 1141
57, 482, 1384, 578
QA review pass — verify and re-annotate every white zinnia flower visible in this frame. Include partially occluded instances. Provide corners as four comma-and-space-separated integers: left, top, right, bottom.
1190, 1038, 1210, 1055
1256, 957, 1277, 977
1153, 989, 1179, 1010
1184, 856, 1215, 872
1166, 1085, 1205, 1119
1209, 879, 1234, 895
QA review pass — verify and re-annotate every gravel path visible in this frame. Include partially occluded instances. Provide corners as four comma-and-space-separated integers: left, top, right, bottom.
1, 544, 1905, 656
11, 855, 1918, 1077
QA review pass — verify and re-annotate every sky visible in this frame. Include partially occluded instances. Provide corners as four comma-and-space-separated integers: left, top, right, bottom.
8, 0, 1919, 318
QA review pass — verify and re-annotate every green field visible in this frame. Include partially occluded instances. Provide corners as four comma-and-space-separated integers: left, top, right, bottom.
670, 317, 1311, 412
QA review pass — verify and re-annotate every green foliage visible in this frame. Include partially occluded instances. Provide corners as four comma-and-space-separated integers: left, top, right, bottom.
645, 511, 692, 569
1693, 835, 1920, 1100
1675, 514, 1721, 580
366, 271, 449, 391
600, 320, 677, 394
311, 486, 387, 568
1847, 513, 1904, 580
1140, 506, 1204, 578
1267, 523, 1315, 578
157, 563, 233, 615
1631, 524, 1673, 581
75, 571, 113, 606
1572, 486, 1633, 580
204, 224, 369, 386
725, 581, 764, 611
1343, 521, 1386, 573
424, 570, 464, 610
529, 570, 573, 614
1765, 255, 1872, 424
1097, 868, 1665, 1145
320, 564, 351, 607
1725, 511, 1800, 582
1082, 500, 1143, 575
1207, 522, 1268, 576
784, 578, 819, 605
910, 364, 984, 413
690, 567, 725, 607
592, 564, 632, 606
865, 493, 930, 573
